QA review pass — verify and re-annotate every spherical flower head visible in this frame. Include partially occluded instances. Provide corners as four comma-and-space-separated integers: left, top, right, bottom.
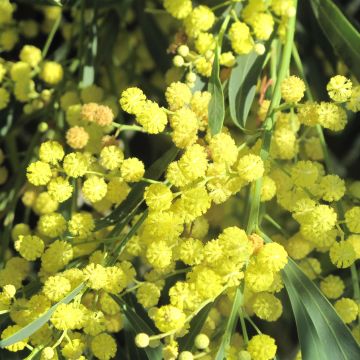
281, 76, 305, 103
252, 292, 283, 322
19, 45, 41, 67
40, 61, 64, 85
38, 212, 67, 238
319, 174, 345, 202
1, 325, 29, 352
106, 177, 130, 204
43, 275, 71, 302
329, 240, 356, 268
261, 176, 277, 202
317, 102, 347, 132
100, 145, 124, 170
334, 297, 358, 324
94, 104, 114, 126
190, 90, 211, 130
245, 259, 274, 292
39, 140, 64, 165
41, 240, 73, 273
11, 223, 31, 242
51, 303, 85, 330
83, 310, 106, 336
119, 87, 147, 115
144, 183, 173, 211
63, 152, 89, 178
103, 266, 127, 294
327, 75, 352, 102
237, 154, 264, 182
347, 85, 360, 112
83, 263, 107, 290
165, 82, 192, 111
286, 232, 313, 260
345, 207, 360, 233
153, 305, 186, 333
47, 176, 73, 202
27, 161, 52, 186
82, 176, 107, 203
66, 126, 89, 149
228, 21, 253, 55
178, 144, 208, 182
209, 133, 238, 166
320, 275, 345, 299
170, 108, 199, 149
177, 238, 204, 266
41, 347, 55, 360
251, 13, 274, 41
291, 160, 319, 188
347, 234, 360, 259
164, 0, 192, 19
135, 333, 150, 348
91, 333, 117, 360
257, 242, 288, 272
120, 157, 145, 182
68, 212, 95, 238
136, 282, 161, 308
10, 61, 31, 81
184, 5, 215, 38
194, 334, 210, 350
146, 240, 172, 269
136, 100, 167, 134
0, 87, 10, 110
247, 334, 277, 360
305, 136, 324, 160
33, 191, 59, 215
14, 234, 44, 261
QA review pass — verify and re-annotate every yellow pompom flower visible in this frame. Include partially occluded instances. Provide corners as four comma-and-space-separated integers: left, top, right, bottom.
178, 144, 208, 181
327, 75, 352, 102
33, 191, 59, 215
153, 305, 186, 333
146, 240, 172, 269
19, 45, 42, 67
190, 90, 211, 130
121, 157, 145, 182
165, 82, 192, 111
252, 292, 283, 321
100, 145, 124, 170
43, 275, 71, 302
40, 61, 64, 85
11, 223, 31, 242
50, 303, 85, 330
247, 334, 277, 360
1, 325, 29, 352
164, 0, 192, 19
320, 275, 345, 299
144, 183, 173, 211
281, 76, 305, 103
136, 282, 161, 308
41, 240, 73, 273
38, 212, 67, 238
261, 176, 277, 202
297, 102, 319, 127
105, 178, 130, 204
228, 21, 253, 55
66, 126, 89, 149
319, 174, 345, 202
209, 133, 238, 166
63, 152, 89, 178
334, 298, 358, 324
257, 242, 288, 272
39, 140, 64, 165
119, 87, 147, 115
347, 85, 360, 112
136, 100, 168, 134
68, 212, 95, 238
91, 333, 117, 360
170, 108, 198, 149
47, 177, 73, 202
15, 234, 44, 261
291, 160, 319, 188
347, 235, 360, 259
26, 161, 52, 186
317, 102, 347, 132
10, 61, 31, 81
82, 176, 107, 203
251, 13, 274, 41
286, 232, 313, 260
184, 5, 215, 38
83, 310, 106, 336
177, 238, 204, 266
329, 240, 356, 268
345, 207, 360, 233
237, 154, 264, 182
272, 128, 298, 160
83, 263, 107, 290
245, 260, 274, 293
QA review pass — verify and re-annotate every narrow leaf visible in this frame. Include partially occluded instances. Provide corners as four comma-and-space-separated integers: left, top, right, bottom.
208, 45, 225, 135
178, 302, 213, 351
0, 283, 85, 348
283, 259, 360, 359
309, 0, 360, 80
111, 295, 163, 360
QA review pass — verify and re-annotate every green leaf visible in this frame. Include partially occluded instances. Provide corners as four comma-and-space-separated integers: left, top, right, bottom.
0, 283, 85, 348
309, 0, 360, 80
111, 295, 163, 360
228, 45, 270, 130
283, 259, 360, 360
214, 288, 243, 360
208, 45, 225, 136
178, 302, 213, 351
